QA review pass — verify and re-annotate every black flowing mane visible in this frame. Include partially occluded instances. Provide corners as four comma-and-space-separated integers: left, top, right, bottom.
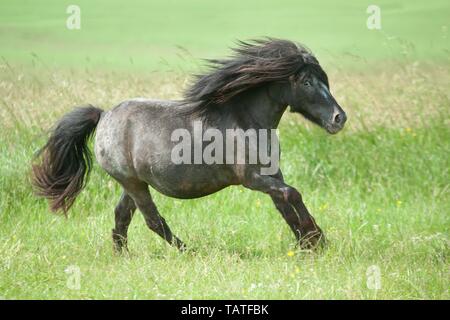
184, 38, 329, 112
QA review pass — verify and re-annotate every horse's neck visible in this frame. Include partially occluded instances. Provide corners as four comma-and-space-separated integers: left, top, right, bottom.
224, 87, 287, 130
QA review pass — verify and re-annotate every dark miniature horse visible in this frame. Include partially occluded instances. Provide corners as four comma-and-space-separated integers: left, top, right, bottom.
32, 39, 347, 252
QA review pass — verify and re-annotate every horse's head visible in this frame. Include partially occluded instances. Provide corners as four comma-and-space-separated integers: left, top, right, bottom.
184, 38, 347, 133
286, 65, 347, 134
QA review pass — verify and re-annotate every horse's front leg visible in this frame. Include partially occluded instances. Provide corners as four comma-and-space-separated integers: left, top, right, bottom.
243, 171, 325, 249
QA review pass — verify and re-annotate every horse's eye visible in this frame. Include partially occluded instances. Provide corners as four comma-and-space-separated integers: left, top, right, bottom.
303, 80, 311, 87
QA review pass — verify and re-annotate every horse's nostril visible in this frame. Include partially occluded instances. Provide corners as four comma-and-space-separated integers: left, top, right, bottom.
334, 114, 341, 124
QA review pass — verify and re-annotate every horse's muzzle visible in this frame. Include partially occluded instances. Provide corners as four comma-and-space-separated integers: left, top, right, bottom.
324, 110, 347, 134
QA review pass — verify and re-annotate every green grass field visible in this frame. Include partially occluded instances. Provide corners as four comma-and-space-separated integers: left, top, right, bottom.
1, 0, 449, 70
0, 1, 449, 299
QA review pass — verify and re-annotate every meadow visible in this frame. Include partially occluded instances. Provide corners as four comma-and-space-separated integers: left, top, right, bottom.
0, 0, 449, 299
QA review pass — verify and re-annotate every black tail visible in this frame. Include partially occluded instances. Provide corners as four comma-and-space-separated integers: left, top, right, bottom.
32, 105, 103, 213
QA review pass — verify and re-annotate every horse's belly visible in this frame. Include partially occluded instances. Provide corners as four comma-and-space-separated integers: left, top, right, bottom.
140, 163, 235, 199
150, 181, 228, 199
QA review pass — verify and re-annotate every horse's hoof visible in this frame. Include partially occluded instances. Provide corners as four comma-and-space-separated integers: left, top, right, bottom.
299, 230, 326, 250
112, 229, 131, 255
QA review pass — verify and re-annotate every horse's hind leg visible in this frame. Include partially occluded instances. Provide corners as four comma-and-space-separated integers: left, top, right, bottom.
123, 181, 186, 251
112, 191, 136, 253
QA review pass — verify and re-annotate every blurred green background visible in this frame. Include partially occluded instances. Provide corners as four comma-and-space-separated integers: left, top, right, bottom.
0, 0, 449, 71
